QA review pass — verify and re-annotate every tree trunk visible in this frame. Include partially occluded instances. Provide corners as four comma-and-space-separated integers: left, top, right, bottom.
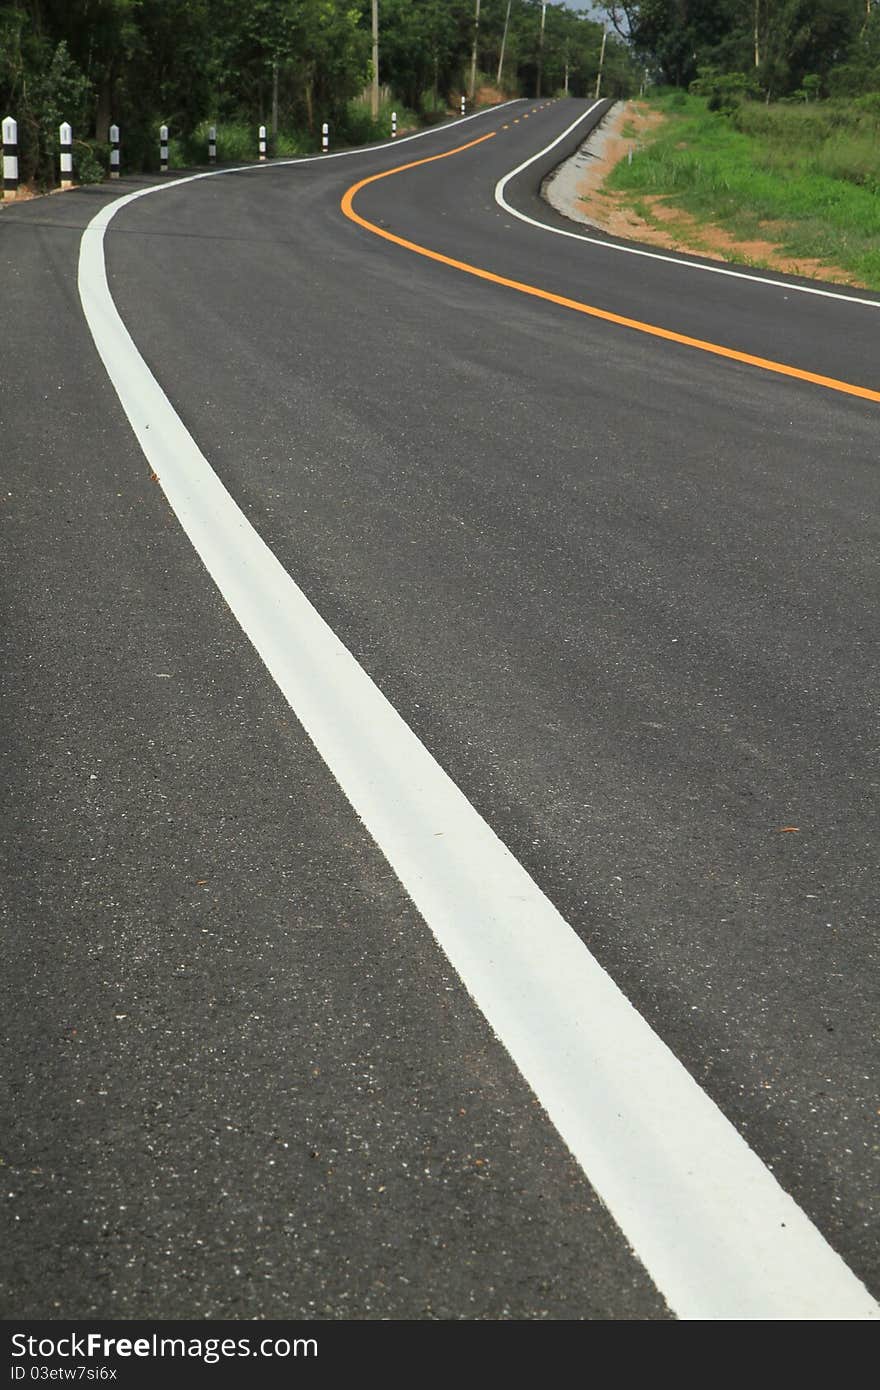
497, 0, 512, 86
469, 0, 481, 101
95, 76, 112, 143
371, 0, 379, 119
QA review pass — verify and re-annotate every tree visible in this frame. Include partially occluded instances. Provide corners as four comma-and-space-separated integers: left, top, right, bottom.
374, 0, 467, 111
599, 0, 872, 97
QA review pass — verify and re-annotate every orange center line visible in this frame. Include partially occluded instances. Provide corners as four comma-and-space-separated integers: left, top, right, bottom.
339, 134, 880, 406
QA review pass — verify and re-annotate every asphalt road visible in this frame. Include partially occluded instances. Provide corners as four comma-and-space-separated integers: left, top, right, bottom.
2, 98, 878, 1321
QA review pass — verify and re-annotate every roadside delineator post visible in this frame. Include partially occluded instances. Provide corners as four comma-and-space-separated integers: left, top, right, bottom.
259, 124, 267, 161
460, 95, 466, 116
59, 122, 73, 189
110, 123, 120, 178
3, 115, 19, 198
322, 122, 329, 154
391, 110, 397, 139
208, 125, 217, 164
160, 124, 169, 174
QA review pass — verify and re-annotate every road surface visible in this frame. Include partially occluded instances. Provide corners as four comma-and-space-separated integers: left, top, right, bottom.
2, 98, 877, 1320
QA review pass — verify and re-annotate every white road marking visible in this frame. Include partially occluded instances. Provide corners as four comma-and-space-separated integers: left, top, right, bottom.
77, 140, 879, 1323
494, 102, 880, 309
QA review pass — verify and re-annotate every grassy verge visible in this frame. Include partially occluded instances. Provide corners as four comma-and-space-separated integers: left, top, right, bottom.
606, 92, 880, 288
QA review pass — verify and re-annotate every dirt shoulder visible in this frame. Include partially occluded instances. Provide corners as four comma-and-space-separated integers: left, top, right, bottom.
545, 101, 866, 289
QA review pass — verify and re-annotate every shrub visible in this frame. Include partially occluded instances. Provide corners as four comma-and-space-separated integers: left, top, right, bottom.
340, 96, 383, 145
852, 91, 880, 116
419, 90, 448, 124
690, 68, 758, 115
73, 140, 107, 184
339, 96, 418, 145
14, 39, 93, 187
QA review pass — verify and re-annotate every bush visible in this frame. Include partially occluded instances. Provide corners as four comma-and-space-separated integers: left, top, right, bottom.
419, 91, 448, 124
15, 39, 93, 188
852, 91, 880, 116
338, 96, 418, 146
73, 140, 107, 184
273, 130, 308, 157
339, 97, 383, 146
192, 121, 252, 163
690, 68, 758, 115
827, 62, 880, 98
167, 121, 310, 168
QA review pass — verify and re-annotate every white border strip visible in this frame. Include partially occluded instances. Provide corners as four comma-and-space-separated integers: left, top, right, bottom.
76, 145, 879, 1322
495, 102, 880, 309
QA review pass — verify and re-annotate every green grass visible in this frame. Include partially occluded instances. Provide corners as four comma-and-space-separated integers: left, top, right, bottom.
342, 95, 420, 145
170, 121, 311, 167
606, 92, 880, 287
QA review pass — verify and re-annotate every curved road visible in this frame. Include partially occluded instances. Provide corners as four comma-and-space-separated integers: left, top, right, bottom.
2, 98, 878, 1320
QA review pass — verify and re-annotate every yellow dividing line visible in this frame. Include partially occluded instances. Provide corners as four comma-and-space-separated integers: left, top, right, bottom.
340, 134, 880, 405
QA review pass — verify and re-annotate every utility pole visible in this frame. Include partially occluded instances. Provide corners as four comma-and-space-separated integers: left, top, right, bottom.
536, 1, 547, 99
371, 0, 379, 120
594, 25, 607, 99
497, 0, 512, 88
469, 0, 481, 102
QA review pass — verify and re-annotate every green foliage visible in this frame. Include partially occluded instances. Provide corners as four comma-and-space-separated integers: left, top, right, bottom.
853, 90, 880, 114
625, 0, 878, 102
419, 88, 449, 123
339, 95, 418, 145
339, 95, 385, 144
625, 0, 746, 89
0, 0, 638, 189
827, 9, 880, 95
73, 140, 108, 183
608, 92, 880, 288
377, 0, 462, 111
11, 39, 92, 186
167, 120, 310, 167
690, 66, 758, 114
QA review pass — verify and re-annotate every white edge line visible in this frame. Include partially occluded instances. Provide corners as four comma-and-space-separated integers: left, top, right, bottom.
494, 101, 880, 310
76, 143, 879, 1323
